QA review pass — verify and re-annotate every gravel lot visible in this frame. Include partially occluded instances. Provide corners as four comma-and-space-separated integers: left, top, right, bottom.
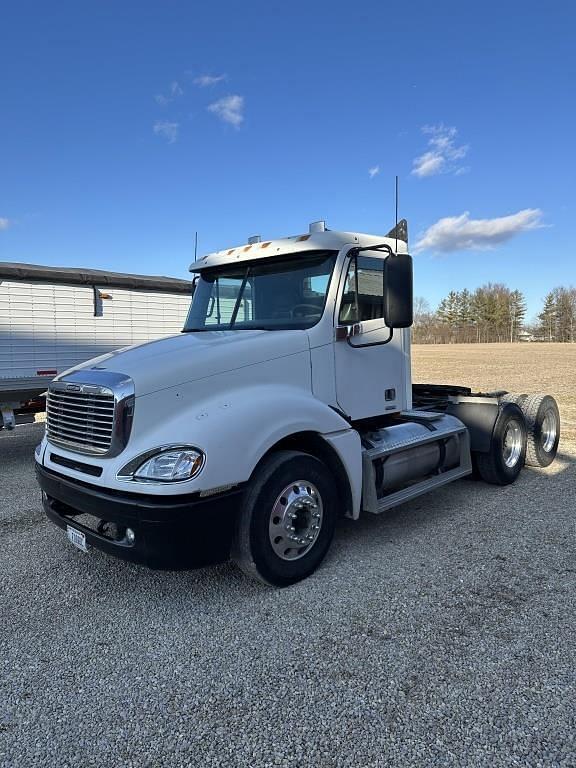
1, 422, 575, 768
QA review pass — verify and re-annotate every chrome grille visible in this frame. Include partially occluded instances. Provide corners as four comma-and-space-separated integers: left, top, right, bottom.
47, 388, 115, 455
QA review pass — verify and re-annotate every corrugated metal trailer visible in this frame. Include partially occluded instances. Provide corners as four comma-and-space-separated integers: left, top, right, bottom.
0, 263, 192, 429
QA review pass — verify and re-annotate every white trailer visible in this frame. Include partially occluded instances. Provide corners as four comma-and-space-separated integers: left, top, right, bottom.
0, 263, 192, 429
34, 221, 561, 586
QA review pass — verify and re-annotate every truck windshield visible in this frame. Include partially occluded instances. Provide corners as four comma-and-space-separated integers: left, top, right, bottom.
184, 250, 337, 331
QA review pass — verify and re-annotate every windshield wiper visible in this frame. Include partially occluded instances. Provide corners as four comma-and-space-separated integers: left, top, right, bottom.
229, 268, 251, 329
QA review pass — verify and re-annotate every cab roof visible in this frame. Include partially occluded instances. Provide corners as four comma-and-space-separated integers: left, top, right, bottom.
189, 224, 408, 272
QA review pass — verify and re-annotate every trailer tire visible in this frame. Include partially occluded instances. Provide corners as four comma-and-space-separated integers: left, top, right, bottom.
521, 394, 560, 467
232, 450, 338, 587
475, 402, 527, 486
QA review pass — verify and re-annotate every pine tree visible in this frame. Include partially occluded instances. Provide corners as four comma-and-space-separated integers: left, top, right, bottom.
538, 292, 557, 342
508, 289, 527, 342
437, 291, 461, 341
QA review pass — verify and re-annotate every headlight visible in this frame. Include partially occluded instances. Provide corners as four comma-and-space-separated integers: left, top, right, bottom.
118, 446, 205, 483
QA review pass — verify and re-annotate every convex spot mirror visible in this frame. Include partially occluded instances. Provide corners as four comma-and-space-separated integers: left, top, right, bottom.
384, 253, 413, 329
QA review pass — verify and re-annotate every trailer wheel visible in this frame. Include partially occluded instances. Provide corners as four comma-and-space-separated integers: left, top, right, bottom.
521, 394, 560, 467
475, 402, 527, 485
232, 450, 338, 587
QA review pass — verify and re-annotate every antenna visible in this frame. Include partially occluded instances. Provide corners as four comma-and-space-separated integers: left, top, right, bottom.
395, 175, 399, 254
194, 231, 198, 261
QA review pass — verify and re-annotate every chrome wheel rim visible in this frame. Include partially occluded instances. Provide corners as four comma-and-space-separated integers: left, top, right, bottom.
503, 419, 523, 468
541, 410, 558, 453
268, 481, 323, 561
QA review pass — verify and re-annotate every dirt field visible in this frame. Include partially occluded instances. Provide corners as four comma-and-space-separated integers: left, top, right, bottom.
412, 343, 576, 444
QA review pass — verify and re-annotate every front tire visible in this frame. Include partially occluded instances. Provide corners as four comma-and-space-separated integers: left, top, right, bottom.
232, 451, 338, 587
475, 402, 527, 485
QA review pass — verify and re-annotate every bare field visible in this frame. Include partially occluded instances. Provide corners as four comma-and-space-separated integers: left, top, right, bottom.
412, 342, 576, 444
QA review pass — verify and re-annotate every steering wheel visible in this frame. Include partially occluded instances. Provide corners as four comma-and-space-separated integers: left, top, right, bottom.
291, 304, 320, 318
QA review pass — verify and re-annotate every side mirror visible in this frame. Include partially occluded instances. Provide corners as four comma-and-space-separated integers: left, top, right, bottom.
384, 254, 413, 328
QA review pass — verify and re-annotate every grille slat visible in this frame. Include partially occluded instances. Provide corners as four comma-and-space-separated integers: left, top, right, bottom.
47, 418, 113, 439
47, 417, 114, 436
48, 395, 114, 411
46, 410, 114, 427
47, 388, 115, 454
52, 395, 115, 408
48, 426, 111, 446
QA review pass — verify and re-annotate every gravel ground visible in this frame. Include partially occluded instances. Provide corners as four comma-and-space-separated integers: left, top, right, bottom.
1, 424, 575, 767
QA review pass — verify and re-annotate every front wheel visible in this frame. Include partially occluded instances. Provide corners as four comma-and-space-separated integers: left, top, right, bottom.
475, 402, 527, 485
232, 451, 338, 587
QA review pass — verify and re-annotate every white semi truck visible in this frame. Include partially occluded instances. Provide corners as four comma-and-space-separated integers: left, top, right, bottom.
35, 221, 561, 586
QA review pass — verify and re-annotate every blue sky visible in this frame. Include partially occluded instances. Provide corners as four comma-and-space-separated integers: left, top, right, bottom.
1, 1, 574, 319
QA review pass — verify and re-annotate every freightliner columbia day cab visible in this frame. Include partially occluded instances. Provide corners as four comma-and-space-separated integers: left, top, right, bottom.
35, 221, 561, 586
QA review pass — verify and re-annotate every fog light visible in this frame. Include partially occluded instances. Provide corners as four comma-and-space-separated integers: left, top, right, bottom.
126, 528, 135, 545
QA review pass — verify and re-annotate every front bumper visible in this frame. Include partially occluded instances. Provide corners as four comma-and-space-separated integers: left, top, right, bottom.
36, 464, 243, 569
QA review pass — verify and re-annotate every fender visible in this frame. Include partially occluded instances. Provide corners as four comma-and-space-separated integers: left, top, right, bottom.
446, 398, 499, 453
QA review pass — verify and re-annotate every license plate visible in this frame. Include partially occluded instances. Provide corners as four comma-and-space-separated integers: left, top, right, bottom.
67, 525, 89, 553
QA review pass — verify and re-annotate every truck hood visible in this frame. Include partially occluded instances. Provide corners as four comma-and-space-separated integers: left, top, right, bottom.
67, 330, 310, 396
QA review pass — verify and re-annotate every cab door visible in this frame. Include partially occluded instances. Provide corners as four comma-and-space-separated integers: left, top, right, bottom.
334, 253, 407, 420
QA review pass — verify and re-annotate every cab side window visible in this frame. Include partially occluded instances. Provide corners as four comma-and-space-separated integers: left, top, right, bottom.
339, 256, 384, 324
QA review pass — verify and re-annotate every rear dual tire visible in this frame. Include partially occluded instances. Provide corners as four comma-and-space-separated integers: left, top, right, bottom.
475, 402, 527, 485
500, 392, 560, 467
522, 394, 560, 467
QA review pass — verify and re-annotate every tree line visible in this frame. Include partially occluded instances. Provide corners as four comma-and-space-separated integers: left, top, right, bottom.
412, 284, 576, 344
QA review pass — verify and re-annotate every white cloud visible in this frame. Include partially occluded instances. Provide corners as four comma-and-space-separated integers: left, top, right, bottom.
368, 165, 380, 178
154, 81, 184, 105
414, 209, 544, 253
208, 94, 244, 127
412, 151, 445, 177
0, 217, 10, 231
153, 120, 179, 143
194, 74, 226, 87
412, 124, 469, 178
